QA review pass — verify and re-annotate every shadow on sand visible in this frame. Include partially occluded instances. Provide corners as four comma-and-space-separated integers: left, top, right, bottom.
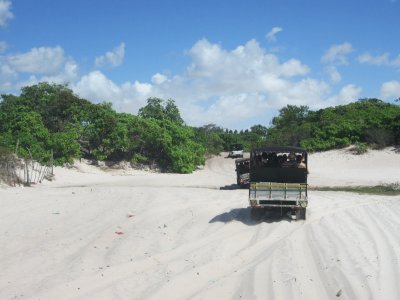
219, 184, 247, 190
209, 207, 293, 225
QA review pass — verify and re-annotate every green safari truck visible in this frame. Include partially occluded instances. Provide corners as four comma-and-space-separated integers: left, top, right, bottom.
248, 146, 308, 220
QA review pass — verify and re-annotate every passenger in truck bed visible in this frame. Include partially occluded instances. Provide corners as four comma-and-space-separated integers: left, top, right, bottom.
282, 152, 297, 168
296, 155, 306, 168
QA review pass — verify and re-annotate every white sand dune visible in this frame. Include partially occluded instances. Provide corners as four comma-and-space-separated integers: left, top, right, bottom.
1, 148, 400, 299
308, 147, 400, 187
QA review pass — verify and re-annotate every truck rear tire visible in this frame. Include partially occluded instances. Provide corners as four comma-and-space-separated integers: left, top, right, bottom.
296, 208, 306, 220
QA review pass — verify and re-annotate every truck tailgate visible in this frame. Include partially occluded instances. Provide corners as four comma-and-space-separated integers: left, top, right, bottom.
249, 182, 308, 207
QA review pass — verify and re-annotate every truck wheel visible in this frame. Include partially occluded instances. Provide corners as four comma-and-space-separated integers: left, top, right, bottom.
296, 208, 306, 220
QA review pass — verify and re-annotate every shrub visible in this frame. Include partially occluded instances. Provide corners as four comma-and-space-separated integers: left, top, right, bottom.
363, 128, 394, 149
131, 153, 148, 165
354, 142, 368, 155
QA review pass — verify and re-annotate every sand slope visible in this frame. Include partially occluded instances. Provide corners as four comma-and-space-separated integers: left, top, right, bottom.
1, 148, 400, 299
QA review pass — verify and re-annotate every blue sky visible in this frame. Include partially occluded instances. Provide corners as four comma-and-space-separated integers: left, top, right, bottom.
0, 0, 399, 129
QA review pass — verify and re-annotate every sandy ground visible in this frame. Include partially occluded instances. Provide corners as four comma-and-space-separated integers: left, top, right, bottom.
1, 148, 400, 300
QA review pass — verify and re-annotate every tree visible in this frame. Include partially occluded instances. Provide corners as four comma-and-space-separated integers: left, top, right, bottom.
250, 124, 268, 136
271, 105, 310, 128
194, 124, 225, 155
267, 105, 312, 146
164, 121, 205, 173
81, 102, 119, 160
138, 97, 184, 125
0, 110, 51, 162
50, 126, 81, 164
165, 99, 184, 125
138, 97, 164, 120
298, 99, 400, 151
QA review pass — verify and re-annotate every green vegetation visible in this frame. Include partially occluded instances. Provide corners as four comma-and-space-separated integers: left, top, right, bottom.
311, 183, 400, 196
193, 124, 267, 156
192, 99, 399, 155
354, 142, 368, 155
0, 83, 204, 173
0, 82, 399, 174
193, 99, 399, 154
265, 100, 400, 151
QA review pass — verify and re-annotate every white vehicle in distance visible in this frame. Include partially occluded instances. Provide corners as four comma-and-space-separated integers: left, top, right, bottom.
228, 144, 244, 158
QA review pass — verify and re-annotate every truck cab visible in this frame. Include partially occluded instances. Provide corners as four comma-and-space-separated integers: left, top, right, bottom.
248, 146, 308, 220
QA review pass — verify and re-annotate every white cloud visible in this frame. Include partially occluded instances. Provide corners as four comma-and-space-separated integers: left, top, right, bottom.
322, 42, 354, 65
14, 61, 79, 90
337, 84, 362, 103
186, 39, 224, 77
74, 71, 121, 103
0, 63, 17, 90
325, 84, 362, 107
71, 38, 362, 128
358, 52, 400, 67
2, 37, 376, 129
132, 81, 152, 95
69, 38, 320, 128
7, 46, 66, 74
266, 27, 283, 42
325, 65, 341, 83
39, 61, 79, 84
321, 43, 354, 85
0, 0, 13, 27
0, 45, 79, 91
357, 52, 389, 65
173, 78, 332, 128
151, 73, 168, 84
186, 39, 309, 94
280, 59, 309, 77
73, 71, 152, 113
95, 42, 125, 68
188, 93, 270, 127
380, 80, 400, 100
0, 63, 16, 80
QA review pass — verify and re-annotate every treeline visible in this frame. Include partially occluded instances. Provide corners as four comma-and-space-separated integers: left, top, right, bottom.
265, 100, 400, 151
0, 82, 399, 174
194, 99, 400, 154
0, 83, 205, 173
193, 123, 267, 156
